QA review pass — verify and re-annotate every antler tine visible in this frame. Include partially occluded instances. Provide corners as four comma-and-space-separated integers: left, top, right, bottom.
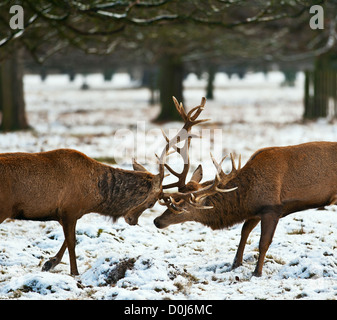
172, 96, 188, 122
210, 153, 227, 180
160, 128, 170, 143
162, 137, 191, 190
169, 196, 186, 209
158, 195, 185, 214
172, 96, 209, 134
186, 97, 209, 124
191, 175, 237, 203
220, 153, 242, 186
230, 153, 237, 171
230, 153, 242, 171
172, 96, 208, 124
160, 189, 214, 213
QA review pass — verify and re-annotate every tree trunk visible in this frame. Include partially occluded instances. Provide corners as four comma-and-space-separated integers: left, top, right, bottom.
303, 52, 337, 120
303, 70, 314, 119
206, 64, 216, 100
142, 67, 158, 105
0, 47, 29, 131
155, 54, 184, 122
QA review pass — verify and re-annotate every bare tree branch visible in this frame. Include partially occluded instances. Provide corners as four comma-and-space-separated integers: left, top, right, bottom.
275, 13, 337, 62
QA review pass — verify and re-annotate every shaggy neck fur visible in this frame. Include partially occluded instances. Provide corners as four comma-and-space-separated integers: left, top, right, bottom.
196, 174, 257, 230
95, 166, 154, 220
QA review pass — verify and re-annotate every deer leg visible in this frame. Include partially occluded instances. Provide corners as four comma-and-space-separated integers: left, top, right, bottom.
62, 217, 79, 276
252, 212, 279, 277
42, 240, 67, 272
329, 194, 337, 205
232, 218, 260, 269
0, 205, 12, 224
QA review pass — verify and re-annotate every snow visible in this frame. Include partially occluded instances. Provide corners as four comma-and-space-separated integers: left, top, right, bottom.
1, 71, 337, 300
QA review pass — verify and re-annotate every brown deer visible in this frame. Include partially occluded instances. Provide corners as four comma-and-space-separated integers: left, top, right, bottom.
154, 125, 337, 276
0, 97, 207, 275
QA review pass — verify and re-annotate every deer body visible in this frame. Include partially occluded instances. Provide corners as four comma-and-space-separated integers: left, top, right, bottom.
154, 141, 337, 276
0, 149, 161, 275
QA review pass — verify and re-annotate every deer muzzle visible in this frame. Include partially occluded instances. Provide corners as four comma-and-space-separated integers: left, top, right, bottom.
153, 216, 166, 229
124, 215, 139, 226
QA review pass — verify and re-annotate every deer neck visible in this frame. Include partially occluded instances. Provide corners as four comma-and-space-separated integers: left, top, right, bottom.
95, 166, 153, 219
198, 176, 252, 230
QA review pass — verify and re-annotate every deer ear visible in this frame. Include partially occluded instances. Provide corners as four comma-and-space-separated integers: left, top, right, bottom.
132, 158, 149, 172
152, 173, 162, 193
190, 164, 203, 183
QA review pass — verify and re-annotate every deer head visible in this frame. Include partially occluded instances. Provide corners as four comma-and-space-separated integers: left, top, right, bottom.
125, 96, 208, 225
154, 146, 241, 229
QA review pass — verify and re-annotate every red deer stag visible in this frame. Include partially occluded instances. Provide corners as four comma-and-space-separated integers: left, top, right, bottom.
0, 97, 206, 275
154, 120, 337, 277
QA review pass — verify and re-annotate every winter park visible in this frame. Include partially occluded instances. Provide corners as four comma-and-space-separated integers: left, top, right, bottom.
1, 1, 337, 301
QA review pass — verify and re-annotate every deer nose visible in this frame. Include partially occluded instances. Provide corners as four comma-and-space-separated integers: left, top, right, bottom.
153, 218, 163, 229
125, 216, 138, 226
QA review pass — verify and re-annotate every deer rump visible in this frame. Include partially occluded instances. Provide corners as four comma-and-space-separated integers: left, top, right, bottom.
245, 141, 337, 217
0, 150, 81, 222
1, 150, 112, 222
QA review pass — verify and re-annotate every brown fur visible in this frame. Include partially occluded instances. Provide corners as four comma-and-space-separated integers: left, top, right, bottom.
154, 141, 337, 276
0, 149, 161, 275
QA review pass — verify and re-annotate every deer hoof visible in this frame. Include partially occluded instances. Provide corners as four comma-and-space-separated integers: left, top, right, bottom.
42, 257, 58, 272
231, 258, 242, 270
252, 270, 262, 277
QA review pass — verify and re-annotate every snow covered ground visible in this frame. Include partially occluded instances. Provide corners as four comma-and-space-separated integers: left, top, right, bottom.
1, 71, 337, 300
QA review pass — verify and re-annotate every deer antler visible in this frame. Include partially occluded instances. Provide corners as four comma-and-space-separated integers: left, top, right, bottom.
157, 96, 209, 189
210, 153, 241, 184
156, 97, 209, 214
188, 153, 240, 203
160, 153, 241, 214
